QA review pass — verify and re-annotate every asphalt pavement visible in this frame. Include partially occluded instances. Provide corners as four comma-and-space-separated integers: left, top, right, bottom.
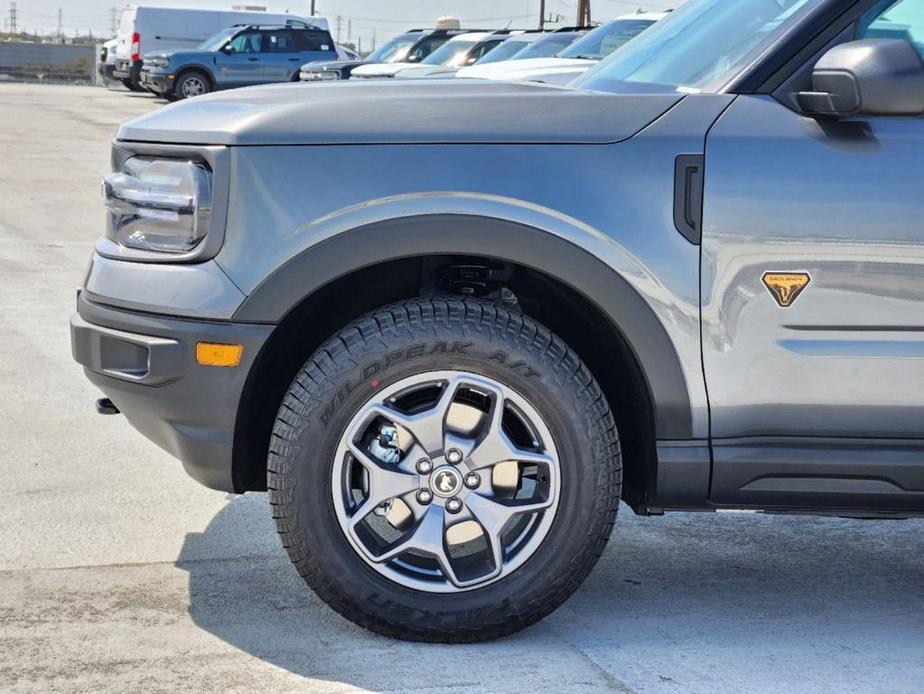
0, 83, 922, 693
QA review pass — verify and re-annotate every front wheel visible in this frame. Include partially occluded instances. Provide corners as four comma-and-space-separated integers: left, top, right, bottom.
268, 298, 621, 642
174, 71, 211, 100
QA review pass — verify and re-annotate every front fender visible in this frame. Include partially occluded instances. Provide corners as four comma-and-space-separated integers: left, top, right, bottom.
229, 200, 694, 439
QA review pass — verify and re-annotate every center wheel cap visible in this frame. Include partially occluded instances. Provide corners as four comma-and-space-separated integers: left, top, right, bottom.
430, 466, 463, 498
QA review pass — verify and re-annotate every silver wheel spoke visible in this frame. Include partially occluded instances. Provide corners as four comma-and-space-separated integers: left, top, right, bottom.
347, 441, 419, 526
466, 385, 554, 472
368, 376, 462, 455
376, 505, 462, 586
466, 492, 554, 573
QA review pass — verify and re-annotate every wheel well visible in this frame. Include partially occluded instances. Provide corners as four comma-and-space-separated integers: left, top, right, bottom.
232, 256, 658, 514
175, 66, 213, 90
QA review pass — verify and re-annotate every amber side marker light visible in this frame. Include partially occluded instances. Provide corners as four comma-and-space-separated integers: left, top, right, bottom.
196, 342, 243, 367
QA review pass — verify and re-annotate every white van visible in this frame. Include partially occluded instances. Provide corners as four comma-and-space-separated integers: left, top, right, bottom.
113, 6, 327, 90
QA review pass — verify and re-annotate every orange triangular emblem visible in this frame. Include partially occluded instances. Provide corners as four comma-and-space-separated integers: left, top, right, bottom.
762, 272, 811, 308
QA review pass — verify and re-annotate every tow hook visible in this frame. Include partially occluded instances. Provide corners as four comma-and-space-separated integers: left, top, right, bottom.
95, 398, 121, 415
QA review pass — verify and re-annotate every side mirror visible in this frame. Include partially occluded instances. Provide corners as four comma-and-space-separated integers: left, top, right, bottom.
221, 45, 236, 55
406, 54, 421, 63
798, 39, 924, 118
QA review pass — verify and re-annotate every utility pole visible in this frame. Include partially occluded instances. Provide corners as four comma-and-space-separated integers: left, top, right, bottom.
347, 18, 351, 44
57, 7, 63, 38
576, 0, 591, 27
309, 0, 315, 16
335, 14, 341, 43
371, 28, 376, 51
539, 0, 545, 30
8, 1, 17, 34
109, 7, 119, 37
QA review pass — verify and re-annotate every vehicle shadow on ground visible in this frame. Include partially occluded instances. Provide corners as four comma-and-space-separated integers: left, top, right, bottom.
176, 493, 924, 691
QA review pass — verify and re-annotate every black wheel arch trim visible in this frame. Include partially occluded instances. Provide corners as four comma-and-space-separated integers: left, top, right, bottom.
231, 214, 693, 439
175, 65, 216, 88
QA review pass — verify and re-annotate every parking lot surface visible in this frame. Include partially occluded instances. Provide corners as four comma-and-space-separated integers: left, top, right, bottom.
0, 83, 922, 693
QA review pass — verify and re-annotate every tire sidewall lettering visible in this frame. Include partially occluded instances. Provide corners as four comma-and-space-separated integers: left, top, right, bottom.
320, 341, 542, 427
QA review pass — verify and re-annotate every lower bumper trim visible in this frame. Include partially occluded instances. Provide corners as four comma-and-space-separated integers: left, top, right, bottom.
71, 292, 274, 492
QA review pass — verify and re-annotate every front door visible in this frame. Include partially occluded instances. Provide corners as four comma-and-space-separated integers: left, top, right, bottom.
701, 0, 924, 510
215, 30, 264, 86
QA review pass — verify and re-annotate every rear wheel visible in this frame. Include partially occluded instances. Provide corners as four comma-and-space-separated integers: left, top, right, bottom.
174, 71, 210, 100
268, 297, 621, 642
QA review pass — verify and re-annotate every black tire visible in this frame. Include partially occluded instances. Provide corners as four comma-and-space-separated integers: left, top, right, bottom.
121, 78, 143, 92
174, 70, 211, 100
268, 297, 621, 642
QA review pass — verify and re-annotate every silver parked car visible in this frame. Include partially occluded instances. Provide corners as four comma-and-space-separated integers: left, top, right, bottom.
72, 0, 924, 642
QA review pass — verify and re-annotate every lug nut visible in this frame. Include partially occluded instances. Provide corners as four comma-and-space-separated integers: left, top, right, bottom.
464, 473, 481, 489
416, 489, 433, 505
446, 448, 463, 464
446, 497, 463, 513
416, 458, 433, 474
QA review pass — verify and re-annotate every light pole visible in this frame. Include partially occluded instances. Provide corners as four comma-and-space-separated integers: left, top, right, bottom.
576, 0, 591, 27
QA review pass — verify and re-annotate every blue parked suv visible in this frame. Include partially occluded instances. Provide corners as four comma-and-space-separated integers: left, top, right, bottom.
140, 22, 337, 100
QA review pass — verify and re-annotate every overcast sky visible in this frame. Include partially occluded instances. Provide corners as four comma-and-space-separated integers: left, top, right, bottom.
12, 0, 681, 46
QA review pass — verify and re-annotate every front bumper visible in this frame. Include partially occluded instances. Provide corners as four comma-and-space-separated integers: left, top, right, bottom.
114, 58, 142, 82
139, 69, 172, 94
70, 292, 273, 491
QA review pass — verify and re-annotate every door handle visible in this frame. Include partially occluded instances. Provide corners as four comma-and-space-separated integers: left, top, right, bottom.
289, 58, 301, 61
247, 57, 260, 62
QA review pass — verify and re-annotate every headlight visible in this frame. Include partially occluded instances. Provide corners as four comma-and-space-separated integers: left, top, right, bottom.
302, 70, 338, 81
146, 56, 169, 68
102, 157, 212, 253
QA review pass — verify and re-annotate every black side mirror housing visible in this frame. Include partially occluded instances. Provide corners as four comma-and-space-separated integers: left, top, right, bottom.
221, 45, 236, 55
798, 39, 924, 118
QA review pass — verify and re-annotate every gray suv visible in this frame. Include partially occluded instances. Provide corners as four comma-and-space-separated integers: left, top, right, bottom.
71, 0, 924, 642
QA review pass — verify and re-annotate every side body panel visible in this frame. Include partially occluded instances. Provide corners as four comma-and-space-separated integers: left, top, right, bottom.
702, 94, 924, 511
703, 95, 924, 439
215, 52, 263, 87
216, 95, 735, 447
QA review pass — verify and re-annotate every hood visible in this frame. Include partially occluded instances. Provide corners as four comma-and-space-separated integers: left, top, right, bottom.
116, 79, 682, 146
395, 64, 460, 79
301, 59, 366, 71
457, 57, 595, 80
352, 62, 413, 78
144, 50, 214, 64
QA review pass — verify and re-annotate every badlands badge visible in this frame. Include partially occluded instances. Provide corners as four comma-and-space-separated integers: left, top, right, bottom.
762, 272, 811, 308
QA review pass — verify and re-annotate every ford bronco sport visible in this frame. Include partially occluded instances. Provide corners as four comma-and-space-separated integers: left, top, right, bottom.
71, 0, 924, 642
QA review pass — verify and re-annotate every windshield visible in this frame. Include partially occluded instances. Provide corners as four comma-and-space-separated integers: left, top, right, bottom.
513, 32, 583, 60
574, 0, 820, 94
366, 32, 419, 63
199, 27, 238, 52
422, 39, 477, 66
475, 37, 534, 64
559, 19, 656, 60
